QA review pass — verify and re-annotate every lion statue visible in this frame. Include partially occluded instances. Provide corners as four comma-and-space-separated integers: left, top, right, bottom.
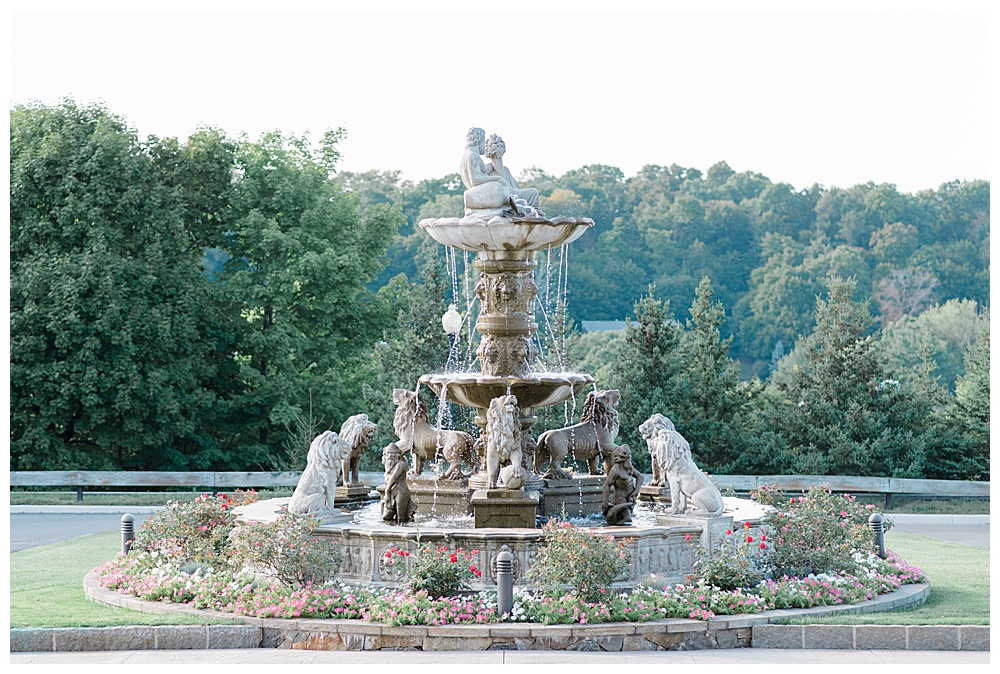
534, 389, 621, 480
338, 413, 377, 488
602, 444, 643, 524
640, 414, 723, 517
288, 430, 351, 515
485, 394, 524, 489
392, 388, 475, 480
639, 413, 674, 488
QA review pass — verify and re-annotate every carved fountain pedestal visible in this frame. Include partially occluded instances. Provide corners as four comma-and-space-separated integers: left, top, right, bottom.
418, 215, 601, 524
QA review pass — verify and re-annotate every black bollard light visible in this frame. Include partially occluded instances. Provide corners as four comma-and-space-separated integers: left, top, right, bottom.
121, 514, 135, 556
496, 550, 514, 618
868, 512, 885, 559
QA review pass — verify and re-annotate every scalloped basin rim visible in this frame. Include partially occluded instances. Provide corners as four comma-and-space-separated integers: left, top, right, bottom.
419, 373, 594, 385
419, 216, 595, 227
418, 216, 595, 252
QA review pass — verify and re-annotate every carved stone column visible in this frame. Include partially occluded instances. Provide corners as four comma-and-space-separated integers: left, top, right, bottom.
473, 251, 539, 378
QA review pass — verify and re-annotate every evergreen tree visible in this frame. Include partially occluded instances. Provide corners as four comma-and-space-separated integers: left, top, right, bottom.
767, 277, 927, 477
361, 239, 456, 461
677, 277, 754, 469
605, 286, 686, 471
946, 326, 990, 479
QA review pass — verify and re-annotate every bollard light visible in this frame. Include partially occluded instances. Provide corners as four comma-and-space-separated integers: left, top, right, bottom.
868, 512, 885, 559
121, 514, 135, 556
496, 550, 514, 618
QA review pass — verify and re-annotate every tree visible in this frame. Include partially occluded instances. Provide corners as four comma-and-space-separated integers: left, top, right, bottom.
676, 278, 754, 469
10, 99, 239, 470
766, 277, 929, 477
217, 129, 403, 464
881, 299, 986, 390
872, 268, 940, 325
360, 240, 455, 458
948, 326, 990, 479
604, 286, 686, 471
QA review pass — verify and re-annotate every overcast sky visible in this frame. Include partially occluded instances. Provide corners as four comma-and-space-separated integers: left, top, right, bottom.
7, 4, 993, 194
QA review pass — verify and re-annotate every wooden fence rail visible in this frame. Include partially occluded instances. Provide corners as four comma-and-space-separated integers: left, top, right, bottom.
10, 471, 990, 508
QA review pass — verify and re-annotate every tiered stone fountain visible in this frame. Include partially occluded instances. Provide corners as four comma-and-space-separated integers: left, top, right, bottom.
236, 127, 758, 591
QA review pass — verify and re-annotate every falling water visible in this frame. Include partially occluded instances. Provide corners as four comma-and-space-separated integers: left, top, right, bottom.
535, 296, 566, 371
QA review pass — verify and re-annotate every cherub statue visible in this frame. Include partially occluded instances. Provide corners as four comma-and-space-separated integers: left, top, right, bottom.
381, 442, 417, 524
460, 127, 542, 217
485, 134, 543, 217
601, 445, 643, 524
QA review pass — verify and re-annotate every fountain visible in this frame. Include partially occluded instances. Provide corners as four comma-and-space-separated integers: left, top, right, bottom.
236, 127, 756, 591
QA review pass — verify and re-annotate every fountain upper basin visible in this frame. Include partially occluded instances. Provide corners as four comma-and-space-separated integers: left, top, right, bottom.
418, 216, 594, 253
419, 371, 594, 412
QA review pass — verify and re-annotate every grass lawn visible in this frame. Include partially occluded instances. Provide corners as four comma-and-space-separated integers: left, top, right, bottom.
778, 532, 990, 625
9, 531, 238, 628
11, 529, 989, 628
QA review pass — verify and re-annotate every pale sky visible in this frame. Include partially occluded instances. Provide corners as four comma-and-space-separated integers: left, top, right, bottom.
6, 3, 994, 194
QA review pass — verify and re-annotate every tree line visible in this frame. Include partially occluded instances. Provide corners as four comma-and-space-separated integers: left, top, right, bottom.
9, 100, 989, 480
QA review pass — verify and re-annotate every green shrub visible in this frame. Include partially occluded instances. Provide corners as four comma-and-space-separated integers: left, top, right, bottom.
386, 545, 483, 598
526, 520, 631, 603
228, 513, 342, 587
132, 491, 258, 564
756, 484, 888, 577
692, 525, 765, 590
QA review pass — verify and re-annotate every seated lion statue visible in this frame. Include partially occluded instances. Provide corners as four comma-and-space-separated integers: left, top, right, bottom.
485, 394, 524, 489
288, 430, 351, 515
640, 414, 723, 517
534, 389, 621, 480
338, 413, 377, 488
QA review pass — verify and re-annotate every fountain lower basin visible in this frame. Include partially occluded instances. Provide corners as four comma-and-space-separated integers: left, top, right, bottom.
236, 497, 767, 592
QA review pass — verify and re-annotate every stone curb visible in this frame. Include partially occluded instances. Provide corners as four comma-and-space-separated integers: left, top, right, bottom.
15, 573, 979, 653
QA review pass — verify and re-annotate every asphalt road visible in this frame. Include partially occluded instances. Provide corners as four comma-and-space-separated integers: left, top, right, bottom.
8, 508, 990, 553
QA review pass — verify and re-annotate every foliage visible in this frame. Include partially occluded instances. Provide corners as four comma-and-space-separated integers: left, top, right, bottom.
131, 491, 257, 565
9, 99, 241, 471
526, 520, 631, 603
604, 286, 685, 471
218, 129, 403, 464
383, 545, 483, 599
228, 513, 342, 586
755, 485, 886, 577
691, 524, 766, 590
947, 325, 990, 480
360, 240, 456, 458
765, 277, 931, 476
362, 589, 498, 626
881, 299, 987, 390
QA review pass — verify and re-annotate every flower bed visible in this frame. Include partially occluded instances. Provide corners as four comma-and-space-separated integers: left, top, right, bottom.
94, 485, 928, 627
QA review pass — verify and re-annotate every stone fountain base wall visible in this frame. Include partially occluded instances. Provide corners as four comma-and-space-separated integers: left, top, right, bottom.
236, 498, 766, 593
318, 520, 705, 592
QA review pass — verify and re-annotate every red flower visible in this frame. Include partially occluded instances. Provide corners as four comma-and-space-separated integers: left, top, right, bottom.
685, 534, 691, 541
385, 551, 392, 558
744, 521, 751, 529
760, 542, 767, 549
746, 536, 753, 543
726, 529, 732, 535
449, 554, 458, 563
